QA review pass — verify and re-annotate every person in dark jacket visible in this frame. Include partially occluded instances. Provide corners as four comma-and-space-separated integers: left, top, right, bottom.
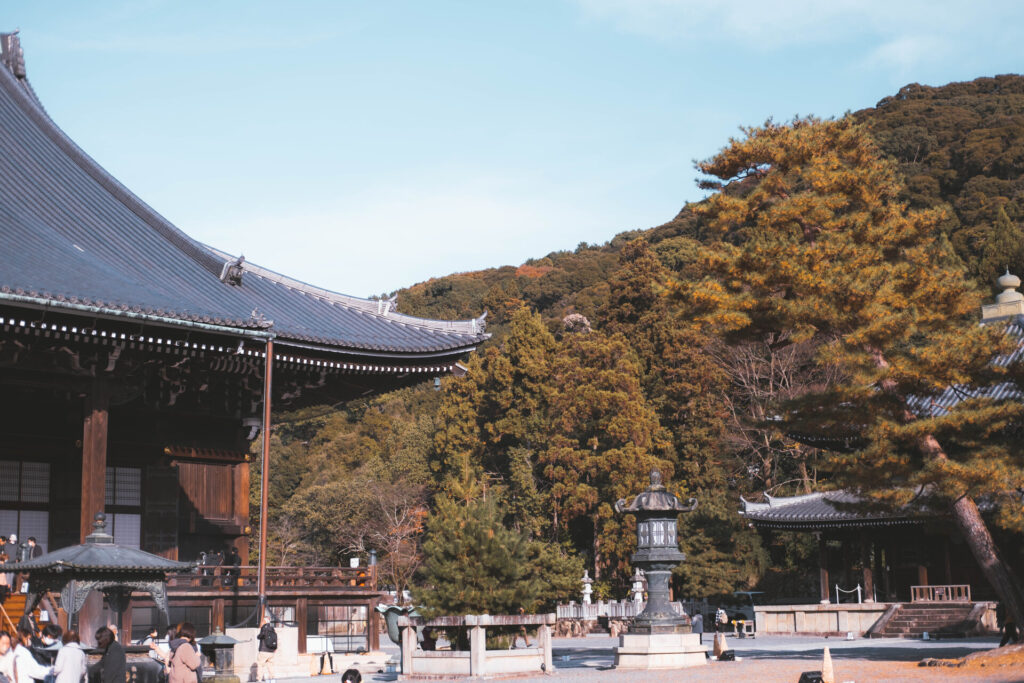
256, 616, 277, 682
92, 627, 124, 683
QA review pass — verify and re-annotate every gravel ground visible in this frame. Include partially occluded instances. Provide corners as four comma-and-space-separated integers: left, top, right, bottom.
285, 634, 1022, 682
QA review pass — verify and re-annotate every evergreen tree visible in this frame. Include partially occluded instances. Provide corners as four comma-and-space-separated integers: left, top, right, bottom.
678, 116, 1024, 626
978, 206, 1024, 287
598, 240, 768, 596
433, 307, 555, 534
414, 492, 579, 617
541, 329, 674, 583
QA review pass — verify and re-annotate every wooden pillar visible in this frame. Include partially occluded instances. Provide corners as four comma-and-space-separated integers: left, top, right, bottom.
296, 598, 308, 654
368, 596, 380, 651
860, 533, 875, 603
234, 461, 251, 564
881, 544, 892, 602
81, 381, 109, 542
818, 535, 830, 604
917, 564, 929, 586
943, 539, 953, 584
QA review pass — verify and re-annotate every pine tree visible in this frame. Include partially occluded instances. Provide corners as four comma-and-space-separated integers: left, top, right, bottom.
678, 116, 1024, 625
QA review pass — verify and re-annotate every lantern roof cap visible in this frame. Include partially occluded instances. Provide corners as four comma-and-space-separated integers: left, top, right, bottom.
614, 470, 698, 514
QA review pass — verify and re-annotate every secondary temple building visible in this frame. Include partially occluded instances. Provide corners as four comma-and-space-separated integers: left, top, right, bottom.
739, 274, 1024, 636
0, 33, 487, 646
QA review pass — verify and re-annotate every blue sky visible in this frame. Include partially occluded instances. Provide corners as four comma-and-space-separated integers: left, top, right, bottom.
6, 1, 1024, 298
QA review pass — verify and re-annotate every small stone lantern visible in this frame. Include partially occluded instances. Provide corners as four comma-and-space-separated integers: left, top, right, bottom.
630, 568, 645, 603
198, 629, 241, 683
581, 570, 594, 605
614, 470, 697, 635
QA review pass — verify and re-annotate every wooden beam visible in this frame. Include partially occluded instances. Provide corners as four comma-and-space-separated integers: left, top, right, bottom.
81, 380, 109, 542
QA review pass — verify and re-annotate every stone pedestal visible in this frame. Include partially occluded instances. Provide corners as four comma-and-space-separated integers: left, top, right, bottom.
613, 632, 707, 669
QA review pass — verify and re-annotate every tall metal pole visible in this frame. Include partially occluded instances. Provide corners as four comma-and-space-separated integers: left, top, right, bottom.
257, 338, 274, 622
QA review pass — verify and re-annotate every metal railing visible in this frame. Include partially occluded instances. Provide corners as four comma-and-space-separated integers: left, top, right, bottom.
911, 584, 971, 602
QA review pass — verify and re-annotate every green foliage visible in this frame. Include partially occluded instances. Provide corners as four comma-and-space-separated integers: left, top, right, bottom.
414, 493, 580, 617
255, 75, 1024, 608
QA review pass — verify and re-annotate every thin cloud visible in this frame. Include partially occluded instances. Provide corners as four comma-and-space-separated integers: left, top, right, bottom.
571, 0, 1021, 52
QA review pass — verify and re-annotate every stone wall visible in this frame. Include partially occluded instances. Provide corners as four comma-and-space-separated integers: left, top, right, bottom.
754, 604, 891, 635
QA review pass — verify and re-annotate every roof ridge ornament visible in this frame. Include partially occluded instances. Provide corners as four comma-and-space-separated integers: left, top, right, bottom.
0, 32, 26, 79
377, 294, 398, 316
219, 254, 245, 286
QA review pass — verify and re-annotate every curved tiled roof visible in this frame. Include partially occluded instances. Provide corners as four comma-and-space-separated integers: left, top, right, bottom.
739, 490, 930, 529
0, 37, 488, 357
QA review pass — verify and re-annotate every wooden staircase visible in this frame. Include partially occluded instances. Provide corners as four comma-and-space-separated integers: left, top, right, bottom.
872, 602, 983, 638
0, 592, 51, 633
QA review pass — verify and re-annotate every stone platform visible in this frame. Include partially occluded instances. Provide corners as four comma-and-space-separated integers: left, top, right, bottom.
613, 632, 707, 669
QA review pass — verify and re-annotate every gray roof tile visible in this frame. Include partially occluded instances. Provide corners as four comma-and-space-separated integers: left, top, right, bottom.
0, 51, 488, 357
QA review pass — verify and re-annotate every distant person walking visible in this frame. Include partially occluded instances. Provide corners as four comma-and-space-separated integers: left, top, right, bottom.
256, 616, 278, 683
715, 607, 729, 634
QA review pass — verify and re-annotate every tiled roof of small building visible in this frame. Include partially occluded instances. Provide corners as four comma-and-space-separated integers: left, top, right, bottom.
0, 35, 488, 358
739, 490, 931, 529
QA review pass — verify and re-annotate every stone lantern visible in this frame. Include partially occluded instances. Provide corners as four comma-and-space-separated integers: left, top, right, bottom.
581, 570, 594, 605
612, 470, 705, 669
198, 629, 241, 683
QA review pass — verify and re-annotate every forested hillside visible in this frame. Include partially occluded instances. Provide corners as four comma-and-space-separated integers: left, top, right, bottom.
255, 75, 1024, 606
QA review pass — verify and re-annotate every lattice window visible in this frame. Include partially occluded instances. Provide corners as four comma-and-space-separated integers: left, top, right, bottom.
0, 460, 50, 550
307, 604, 368, 653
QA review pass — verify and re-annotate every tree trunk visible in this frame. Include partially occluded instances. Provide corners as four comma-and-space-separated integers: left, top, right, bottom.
919, 434, 1024, 633
869, 348, 1024, 634
949, 493, 1024, 629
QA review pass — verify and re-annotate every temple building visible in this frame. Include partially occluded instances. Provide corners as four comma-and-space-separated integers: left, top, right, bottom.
0, 32, 487, 646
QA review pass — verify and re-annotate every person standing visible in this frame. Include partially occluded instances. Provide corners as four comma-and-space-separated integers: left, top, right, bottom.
13, 627, 50, 683
0, 631, 16, 683
691, 612, 704, 645
52, 631, 85, 683
91, 627, 124, 683
256, 616, 278, 683
715, 607, 728, 634
26, 540, 42, 561
167, 623, 200, 683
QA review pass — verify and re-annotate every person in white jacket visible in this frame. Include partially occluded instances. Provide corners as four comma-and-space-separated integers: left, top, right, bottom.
0, 631, 16, 683
52, 631, 86, 683
13, 628, 51, 683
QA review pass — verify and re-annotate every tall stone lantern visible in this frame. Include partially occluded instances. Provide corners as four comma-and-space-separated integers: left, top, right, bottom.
612, 470, 706, 669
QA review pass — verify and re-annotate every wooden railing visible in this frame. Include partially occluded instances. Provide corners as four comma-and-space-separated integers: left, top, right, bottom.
166, 565, 378, 592
911, 584, 971, 602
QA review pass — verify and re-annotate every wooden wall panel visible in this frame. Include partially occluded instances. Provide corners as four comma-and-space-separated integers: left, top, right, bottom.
178, 462, 234, 521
